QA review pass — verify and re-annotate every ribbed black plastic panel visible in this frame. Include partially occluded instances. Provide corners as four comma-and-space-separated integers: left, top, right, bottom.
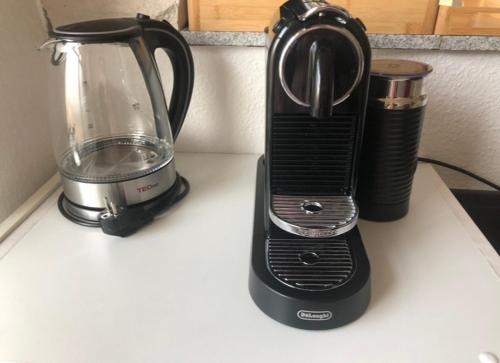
270, 114, 357, 195
357, 107, 425, 220
267, 238, 354, 291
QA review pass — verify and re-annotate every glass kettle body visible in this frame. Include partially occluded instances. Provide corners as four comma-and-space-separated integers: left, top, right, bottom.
42, 14, 194, 230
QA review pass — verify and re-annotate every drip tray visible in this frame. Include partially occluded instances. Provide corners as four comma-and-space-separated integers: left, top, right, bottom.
267, 238, 355, 291
270, 195, 358, 238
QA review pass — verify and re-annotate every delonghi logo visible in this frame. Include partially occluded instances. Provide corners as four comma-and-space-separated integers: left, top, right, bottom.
297, 310, 333, 321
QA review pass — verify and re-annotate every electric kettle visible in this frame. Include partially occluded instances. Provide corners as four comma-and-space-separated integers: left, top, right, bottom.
41, 14, 194, 236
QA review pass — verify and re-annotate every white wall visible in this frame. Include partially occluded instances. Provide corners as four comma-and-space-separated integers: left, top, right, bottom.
176, 46, 500, 190
175, 46, 266, 154
0, 0, 56, 223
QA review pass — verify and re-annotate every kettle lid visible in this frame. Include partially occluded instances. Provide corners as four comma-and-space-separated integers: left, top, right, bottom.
51, 15, 149, 42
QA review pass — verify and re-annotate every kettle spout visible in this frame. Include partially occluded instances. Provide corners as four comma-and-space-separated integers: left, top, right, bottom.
38, 38, 61, 51
39, 39, 67, 65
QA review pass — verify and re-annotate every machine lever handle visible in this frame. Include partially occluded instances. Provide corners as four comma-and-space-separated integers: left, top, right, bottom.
307, 39, 335, 119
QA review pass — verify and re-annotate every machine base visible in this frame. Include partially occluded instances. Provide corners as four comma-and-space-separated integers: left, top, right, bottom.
249, 156, 371, 330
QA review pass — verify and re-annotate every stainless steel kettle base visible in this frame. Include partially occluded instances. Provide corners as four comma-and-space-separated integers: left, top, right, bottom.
57, 173, 190, 230
58, 195, 105, 226
61, 156, 177, 209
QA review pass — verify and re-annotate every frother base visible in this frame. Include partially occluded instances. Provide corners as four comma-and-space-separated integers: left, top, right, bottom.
359, 199, 410, 222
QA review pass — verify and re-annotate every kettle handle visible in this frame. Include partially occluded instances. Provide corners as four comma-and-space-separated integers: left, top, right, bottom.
140, 19, 194, 140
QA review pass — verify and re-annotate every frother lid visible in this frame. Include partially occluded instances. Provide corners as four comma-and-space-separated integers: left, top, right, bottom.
371, 59, 433, 79
369, 59, 431, 110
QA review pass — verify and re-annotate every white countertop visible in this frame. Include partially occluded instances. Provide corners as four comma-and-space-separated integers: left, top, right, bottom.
0, 152, 499, 363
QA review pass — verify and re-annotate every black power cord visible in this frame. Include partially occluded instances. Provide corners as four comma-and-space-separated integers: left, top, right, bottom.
418, 157, 500, 192
58, 174, 190, 236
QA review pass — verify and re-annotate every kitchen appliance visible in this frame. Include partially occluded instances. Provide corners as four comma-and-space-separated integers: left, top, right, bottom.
41, 14, 194, 236
357, 59, 433, 221
249, 0, 371, 329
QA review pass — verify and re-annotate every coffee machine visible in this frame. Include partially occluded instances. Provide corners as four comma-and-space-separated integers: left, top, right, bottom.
249, 0, 371, 329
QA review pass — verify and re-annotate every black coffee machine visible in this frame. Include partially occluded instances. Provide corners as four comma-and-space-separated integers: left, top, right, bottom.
249, 0, 371, 329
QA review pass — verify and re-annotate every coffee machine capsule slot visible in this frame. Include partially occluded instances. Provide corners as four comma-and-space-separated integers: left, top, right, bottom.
278, 24, 364, 111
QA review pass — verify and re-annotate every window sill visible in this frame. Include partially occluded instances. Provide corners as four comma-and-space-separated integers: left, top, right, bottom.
181, 31, 500, 51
